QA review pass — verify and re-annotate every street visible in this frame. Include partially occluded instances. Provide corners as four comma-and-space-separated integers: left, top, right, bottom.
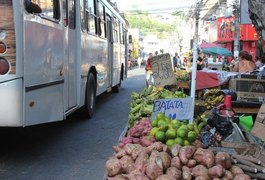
0, 68, 146, 180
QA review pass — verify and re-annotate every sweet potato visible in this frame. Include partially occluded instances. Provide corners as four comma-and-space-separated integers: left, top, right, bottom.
208, 165, 225, 178
131, 146, 145, 160
195, 176, 209, 180
166, 167, 182, 180
123, 143, 142, 155
179, 146, 196, 165
112, 146, 122, 153
187, 159, 197, 168
157, 174, 175, 180
105, 158, 122, 177
107, 174, 126, 180
140, 136, 156, 147
134, 150, 149, 174
123, 172, 149, 180
182, 166, 192, 180
147, 141, 164, 153
119, 155, 134, 173
192, 165, 209, 179
192, 139, 205, 148
230, 165, 244, 176
115, 149, 127, 159
159, 151, 171, 170
233, 174, 251, 180
170, 144, 181, 157
193, 148, 215, 168
146, 150, 163, 180
215, 152, 232, 169
223, 170, 233, 179
171, 156, 182, 170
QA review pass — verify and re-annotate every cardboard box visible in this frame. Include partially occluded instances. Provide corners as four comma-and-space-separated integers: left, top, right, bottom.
229, 75, 265, 102
251, 102, 265, 141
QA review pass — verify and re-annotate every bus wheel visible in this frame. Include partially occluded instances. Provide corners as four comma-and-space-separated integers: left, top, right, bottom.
85, 73, 96, 118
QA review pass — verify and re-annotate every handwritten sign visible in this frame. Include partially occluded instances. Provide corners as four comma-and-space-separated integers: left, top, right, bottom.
150, 53, 176, 87
151, 97, 193, 123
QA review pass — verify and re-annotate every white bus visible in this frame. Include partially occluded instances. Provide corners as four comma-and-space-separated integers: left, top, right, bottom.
0, 0, 128, 127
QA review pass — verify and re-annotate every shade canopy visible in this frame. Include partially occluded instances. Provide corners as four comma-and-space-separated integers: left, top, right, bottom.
201, 47, 233, 57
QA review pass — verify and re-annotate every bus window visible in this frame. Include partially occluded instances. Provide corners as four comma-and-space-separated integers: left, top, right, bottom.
98, 3, 106, 38
62, 0, 68, 26
68, 0, 75, 29
113, 17, 118, 43
34, 0, 60, 20
86, 0, 97, 34
80, 0, 86, 31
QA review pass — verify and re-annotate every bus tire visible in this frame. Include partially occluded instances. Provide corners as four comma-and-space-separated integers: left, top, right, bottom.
113, 69, 123, 93
85, 73, 96, 118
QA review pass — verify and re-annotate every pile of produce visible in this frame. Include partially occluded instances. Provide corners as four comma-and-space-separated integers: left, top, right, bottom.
129, 86, 187, 127
106, 142, 252, 179
149, 113, 206, 147
202, 89, 225, 110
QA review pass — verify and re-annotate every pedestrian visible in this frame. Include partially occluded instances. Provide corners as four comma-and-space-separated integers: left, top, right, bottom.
173, 53, 178, 71
137, 57, 142, 69
145, 53, 154, 87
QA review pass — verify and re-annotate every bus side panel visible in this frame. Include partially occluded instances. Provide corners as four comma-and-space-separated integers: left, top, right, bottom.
0, 79, 23, 127
23, 18, 65, 125
25, 84, 64, 126
112, 43, 121, 86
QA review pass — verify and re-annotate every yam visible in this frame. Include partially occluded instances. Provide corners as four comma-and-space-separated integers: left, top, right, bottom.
215, 152, 232, 169
233, 174, 251, 180
192, 165, 209, 179
119, 155, 134, 173
208, 165, 225, 178
182, 166, 192, 180
230, 165, 244, 176
179, 146, 196, 165
159, 151, 171, 170
146, 150, 163, 180
193, 148, 215, 168
171, 156, 182, 170
105, 158, 122, 177
170, 144, 181, 157
166, 167, 182, 180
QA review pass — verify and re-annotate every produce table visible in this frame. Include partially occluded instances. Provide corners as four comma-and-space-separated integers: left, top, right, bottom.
195, 70, 238, 90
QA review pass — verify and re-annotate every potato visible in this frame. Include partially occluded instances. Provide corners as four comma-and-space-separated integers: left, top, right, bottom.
193, 148, 215, 168
140, 136, 156, 147
233, 174, 251, 180
215, 152, 232, 169
166, 167, 182, 180
223, 170, 233, 180
147, 142, 164, 153
195, 176, 209, 180
123, 172, 149, 180
107, 174, 126, 180
208, 165, 225, 178
119, 155, 134, 173
170, 144, 181, 157
171, 156, 182, 169
134, 150, 149, 174
105, 158, 122, 177
192, 165, 209, 179
187, 159, 197, 168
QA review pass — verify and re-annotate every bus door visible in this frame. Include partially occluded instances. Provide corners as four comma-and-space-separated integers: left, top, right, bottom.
62, 0, 77, 111
106, 14, 113, 87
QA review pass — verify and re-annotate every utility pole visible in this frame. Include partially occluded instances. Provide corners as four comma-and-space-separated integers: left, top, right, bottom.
190, 0, 200, 122
233, 0, 240, 58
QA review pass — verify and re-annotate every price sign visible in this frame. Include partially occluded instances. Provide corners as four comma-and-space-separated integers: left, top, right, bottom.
150, 53, 176, 87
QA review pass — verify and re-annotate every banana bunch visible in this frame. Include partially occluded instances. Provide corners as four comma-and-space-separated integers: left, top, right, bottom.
202, 89, 225, 109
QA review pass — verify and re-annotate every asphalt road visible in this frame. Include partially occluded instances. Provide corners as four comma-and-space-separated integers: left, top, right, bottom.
0, 67, 146, 180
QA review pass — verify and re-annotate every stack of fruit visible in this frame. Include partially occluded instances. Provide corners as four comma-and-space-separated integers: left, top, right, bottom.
202, 89, 225, 109
149, 113, 206, 147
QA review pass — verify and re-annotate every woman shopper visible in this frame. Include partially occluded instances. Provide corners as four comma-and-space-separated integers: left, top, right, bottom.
230, 50, 256, 73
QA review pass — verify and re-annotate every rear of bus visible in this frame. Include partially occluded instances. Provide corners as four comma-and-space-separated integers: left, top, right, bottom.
0, 1, 23, 126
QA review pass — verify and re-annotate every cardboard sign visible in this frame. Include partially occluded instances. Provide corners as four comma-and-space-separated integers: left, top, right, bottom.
151, 97, 193, 122
150, 53, 177, 87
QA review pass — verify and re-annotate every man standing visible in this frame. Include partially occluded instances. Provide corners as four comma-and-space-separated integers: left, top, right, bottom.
173, 53, 179, 71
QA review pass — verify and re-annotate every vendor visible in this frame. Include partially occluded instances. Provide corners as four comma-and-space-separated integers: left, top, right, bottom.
230, 50, 256, 73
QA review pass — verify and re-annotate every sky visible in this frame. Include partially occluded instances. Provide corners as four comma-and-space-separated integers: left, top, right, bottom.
112, 0, 197, 13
